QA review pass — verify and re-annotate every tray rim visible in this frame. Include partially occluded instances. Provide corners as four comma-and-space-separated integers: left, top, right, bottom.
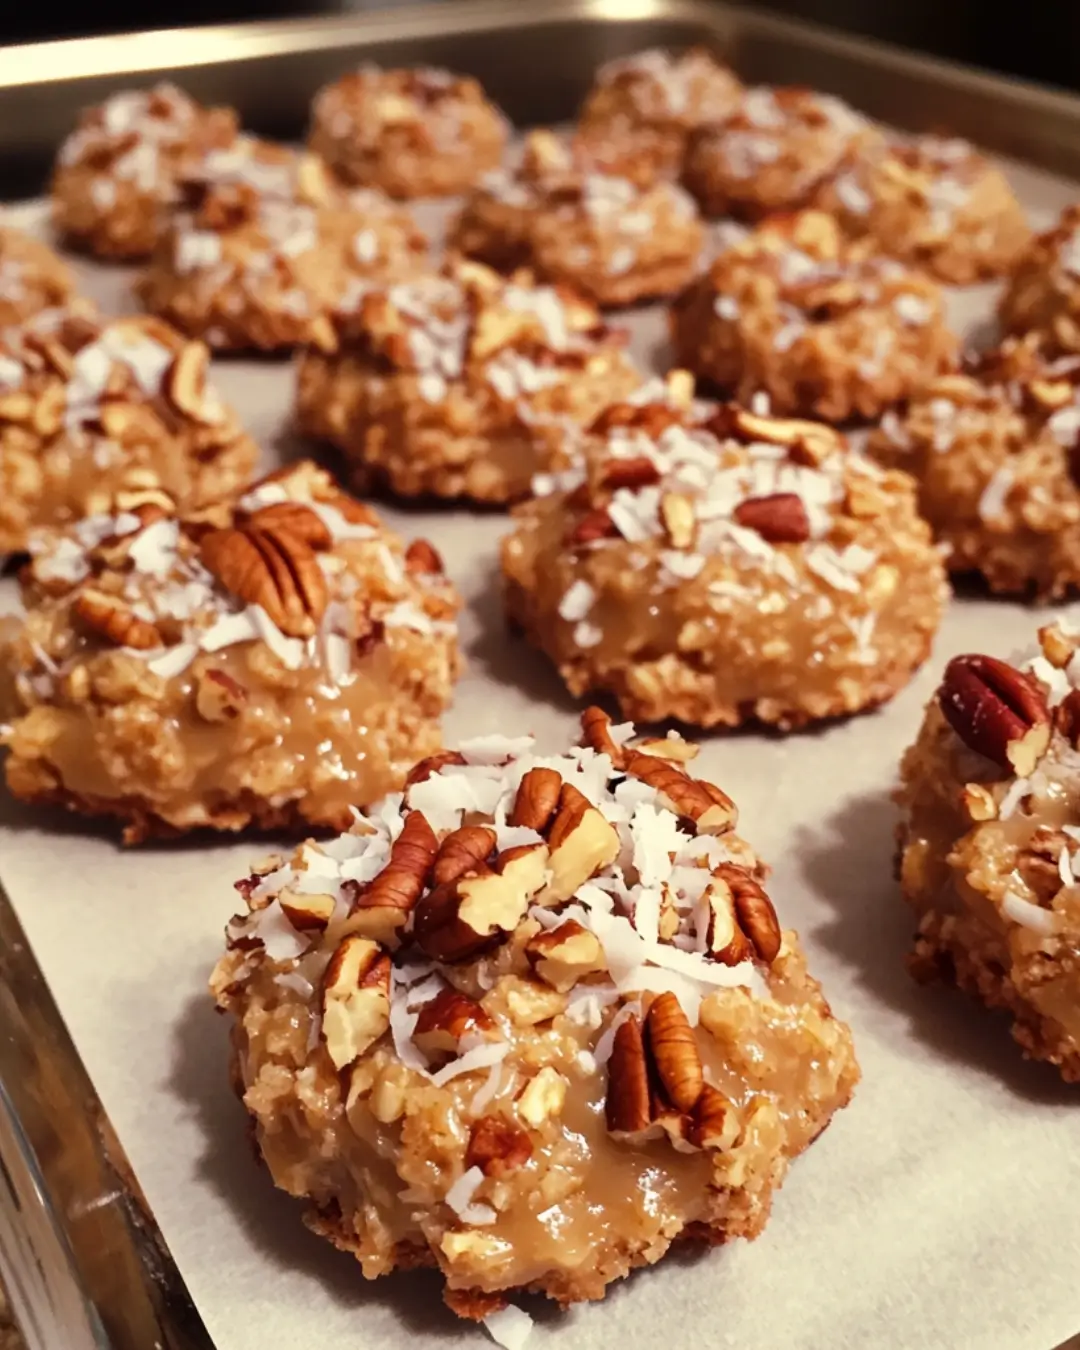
3, 3, 1080, 1348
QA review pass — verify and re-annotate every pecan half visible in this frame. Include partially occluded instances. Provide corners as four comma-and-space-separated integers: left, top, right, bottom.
579, 705, 624, 765
432, 825, 497, 885
199, 523, 328, 637
645, 992, 703, 1113
1056, 688, 1080, 747
509, 766, 562, 831
688, 1085, 738, 1150
938, 654, 1051, 778
713, 864, 781, 964
346, 810, 438, 946
525, 919, 606, 992
732, 493, 811, 543
245, 502, 332, 550
623, 751, 736, 835
538, 783, 620, 904
73, 589, 160, 650
605, 1014, 654, 1139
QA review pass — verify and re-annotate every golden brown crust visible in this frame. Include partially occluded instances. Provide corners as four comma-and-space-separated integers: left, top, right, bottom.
139, 148, 427, 354
0, 229, 74, 328
1, 461, 462, 839
450, 131, 705, 308
575, 47, 744, 186
50, 84, 239, 260
308, 66, 508, 198
294, 261, 641, 504
500, 397, 947, 729
682, 86, 880, 221
669, 211, 958, 422
212, 714, 858, 1313
868, 336, 1080, 599
0, 311, 257, 555
816, 135, 1031, 284
1000, 205, 1080, 354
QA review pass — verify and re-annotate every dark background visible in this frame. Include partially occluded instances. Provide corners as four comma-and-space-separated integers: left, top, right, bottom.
0, 0, 1078, 96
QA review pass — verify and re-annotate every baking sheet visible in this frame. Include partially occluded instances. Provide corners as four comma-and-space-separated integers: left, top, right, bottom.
2, 148, 1080, 1350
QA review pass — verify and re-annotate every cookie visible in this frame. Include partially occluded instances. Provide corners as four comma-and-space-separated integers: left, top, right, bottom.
0, 311, 256, 556
450, 131, 704, 307
999, 204, 1080, 353
576, 46, 744, 185
211, 707, 859, 1327
308, 65, 509, 198
295, 261, 641, 503
869, 336, 1080, 598
138, 141, 427, 353
0, 227, 74, 328
669, 210, 957, 422
897, 624, 1080, 1080
682, 86, 879, 220
0, 461, 462, 842
501, 397, 946, 729
816, 135, 1030, 284
51, 84, 239, 260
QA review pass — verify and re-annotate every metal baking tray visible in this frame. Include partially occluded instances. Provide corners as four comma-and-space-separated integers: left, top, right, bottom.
3, 3, 1080, 1348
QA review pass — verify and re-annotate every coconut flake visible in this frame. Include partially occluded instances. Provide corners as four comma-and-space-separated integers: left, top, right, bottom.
1001, 889, 1057, 935
978, 467, 1013, 522
483, 1305, 534, 1350
445, 1166, 496, 1226
200, 610, 260, 652
249, 605, 306, 669
470, 1061, 504, 1114
997, 778, 1031, 821
246, 898, 310, 961
558, 578, 596, 622
431, 1041, 510, 1087
145, 642, 198, 678
459, 734, 536, 765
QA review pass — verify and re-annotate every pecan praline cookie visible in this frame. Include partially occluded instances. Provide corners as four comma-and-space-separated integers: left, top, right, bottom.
0, 311, 256, 556
138, 143, 427, 353
999, 205, 1080, 354
0, 461, 462, 842
450, 131, 705, 308
897, 624, 1080, 1080
295, 261, 642, 504
816, 135, 1030, 284
869, 336, 1080, 599
211, 708, 858, 1326
51, 84, 239, 260
576, 46, 744, 185
0, 227, 74, 328
669, 211, 957, 422
308, 65, 509, 199
682, 86, 880, 221
501, 397, 947, 729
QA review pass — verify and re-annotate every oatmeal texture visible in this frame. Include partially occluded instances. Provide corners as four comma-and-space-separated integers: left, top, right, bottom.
576, 47, 744, 185
0, 461, 462, 842
0, 228, 74, 328
211, 709, 858, 1326
295, 260, 642, 504
138, 141, 427, 353
816, 135, 1030, 284
309, 65, 509, 198
999, 205, 1080, 354
451, 130, 705, 308
51, 84, 239, 260
0, 311, 256, 556
669, 211, 957, 422
868, 336, 1080, 598
682, 86, 879, 221
897, 625, 1080, 1080
501, 395, 946, 729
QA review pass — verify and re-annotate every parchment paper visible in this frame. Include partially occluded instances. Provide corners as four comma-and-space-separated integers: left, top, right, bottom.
2, 156, 1080, 1350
